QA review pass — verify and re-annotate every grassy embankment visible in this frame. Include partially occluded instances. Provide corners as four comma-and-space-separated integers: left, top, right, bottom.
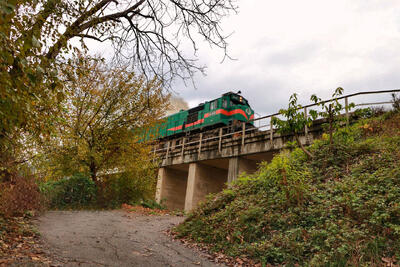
175, 111, 400, 266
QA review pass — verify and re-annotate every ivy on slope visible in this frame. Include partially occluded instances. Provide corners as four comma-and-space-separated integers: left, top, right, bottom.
175, 112, 400, 266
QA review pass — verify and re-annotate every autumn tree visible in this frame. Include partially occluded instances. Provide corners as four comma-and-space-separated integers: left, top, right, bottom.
37, 56, 169, 184
0, 0, 237, 175
1, 1, 61, 178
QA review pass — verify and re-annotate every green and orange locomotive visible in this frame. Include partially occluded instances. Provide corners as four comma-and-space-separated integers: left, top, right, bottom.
142, 91, 255, 141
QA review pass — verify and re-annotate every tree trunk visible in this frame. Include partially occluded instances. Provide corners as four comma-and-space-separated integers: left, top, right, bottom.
280, 168, 290, 203
89, 161, 97, 182
295, 133, 314, 159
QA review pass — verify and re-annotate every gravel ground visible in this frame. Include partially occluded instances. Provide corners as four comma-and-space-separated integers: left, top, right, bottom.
35, 210, 222, 267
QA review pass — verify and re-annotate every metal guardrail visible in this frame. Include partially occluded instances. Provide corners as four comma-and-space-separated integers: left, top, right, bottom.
153, 89, 400, 159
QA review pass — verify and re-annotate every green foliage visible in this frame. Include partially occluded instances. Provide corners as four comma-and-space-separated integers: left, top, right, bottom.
354, 106, 387, 120
311, 87, 355, 146
257, 148, 311, 207
175, 112, 400, 266
41, 160, 158, 209
311, 87, 346, 117
31, 57, 165, 209
35, 56, 168, 183
354, 107, 374, 119
0, 0, 63, 168
272, 93, 317, 135
272, 93, 317, 158
140, 199, 166, 210
40, 173, 96, 209
284, 140, 298, 150
96, 164, 158, 208
35, 58, 164, 208
0, 0, 236, 179
2, 0, 233, 215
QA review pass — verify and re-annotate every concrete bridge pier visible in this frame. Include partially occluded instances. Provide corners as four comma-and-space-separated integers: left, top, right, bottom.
227, 157, 258, 183
184, 163, 227, 211
155, 156, 263, 212
155, 166, 188, 210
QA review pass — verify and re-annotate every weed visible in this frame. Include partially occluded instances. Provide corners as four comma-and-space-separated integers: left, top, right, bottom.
392, 93, 400, 111
175, 112, 400, 266
140, 199, 166, 210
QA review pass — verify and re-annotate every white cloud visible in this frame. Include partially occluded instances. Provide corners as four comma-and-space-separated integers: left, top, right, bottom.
174, 0, 400, 114
81, 0, 400, 115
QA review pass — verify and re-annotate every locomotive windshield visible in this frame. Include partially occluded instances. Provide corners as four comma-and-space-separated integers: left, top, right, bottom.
230, 94, 248, 105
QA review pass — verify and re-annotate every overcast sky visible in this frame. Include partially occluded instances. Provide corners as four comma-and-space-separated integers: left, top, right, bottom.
170, 0, 400, 115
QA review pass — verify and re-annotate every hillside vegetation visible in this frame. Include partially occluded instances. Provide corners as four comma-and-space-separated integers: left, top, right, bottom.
175, 111, 400, 266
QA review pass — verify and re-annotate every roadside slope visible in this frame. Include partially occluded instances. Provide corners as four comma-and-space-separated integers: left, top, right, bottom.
175, 112, 400, 266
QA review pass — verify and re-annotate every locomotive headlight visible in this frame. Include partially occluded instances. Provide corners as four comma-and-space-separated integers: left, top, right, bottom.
240, 96, 243, 102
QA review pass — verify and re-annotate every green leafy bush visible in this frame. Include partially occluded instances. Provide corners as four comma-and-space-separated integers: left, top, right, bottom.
96, 168, 157, 208
41, 163, 157, 209
175, 112, 400, 266
40, 173, 96, 208
140, 199, 166, 210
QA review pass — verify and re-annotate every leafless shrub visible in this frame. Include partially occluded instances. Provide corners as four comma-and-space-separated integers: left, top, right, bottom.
0, 174, 42, 217
370, 106, 385, 116
392, 93, 400, 111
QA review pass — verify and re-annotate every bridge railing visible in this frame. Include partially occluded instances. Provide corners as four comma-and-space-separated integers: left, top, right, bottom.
153, 89, 400, 159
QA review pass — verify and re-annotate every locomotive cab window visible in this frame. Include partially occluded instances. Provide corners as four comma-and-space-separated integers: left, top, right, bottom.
210, 100, 218, 110
230, 95, 247, 105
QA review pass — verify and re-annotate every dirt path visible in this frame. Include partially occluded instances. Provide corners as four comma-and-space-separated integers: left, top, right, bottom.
35, 211, 222, 267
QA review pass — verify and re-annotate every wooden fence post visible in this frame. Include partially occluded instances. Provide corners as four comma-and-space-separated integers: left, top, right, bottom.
181, 137, 185, 157
270, 116, 274, 145
242, 122, 246, 147
218, 128, 223, 153
166, 141, 170, 159
345, 97, 349, 127
304, 107, 308, 143
198, 133, 203, 156
304, 107, 308, 135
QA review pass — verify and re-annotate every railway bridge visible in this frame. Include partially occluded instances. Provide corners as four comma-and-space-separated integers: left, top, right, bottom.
154, 89, 399, 211
154, 121, 322, 211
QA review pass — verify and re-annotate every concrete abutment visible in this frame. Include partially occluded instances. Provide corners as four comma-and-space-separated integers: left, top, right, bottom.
184, 163, 228, 211
227, 157, 259, 183
155, 155, 270, 211
155, 166, 188, 210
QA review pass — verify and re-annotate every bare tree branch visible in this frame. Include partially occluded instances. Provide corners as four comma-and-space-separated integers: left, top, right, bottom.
41, 0, 237, 84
